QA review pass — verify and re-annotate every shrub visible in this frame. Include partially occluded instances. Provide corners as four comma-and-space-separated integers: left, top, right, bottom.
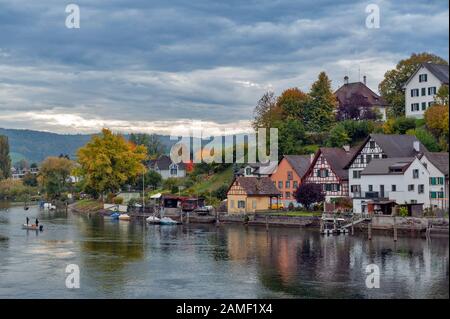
113, 196, 124, 205
398, 206, 408, 217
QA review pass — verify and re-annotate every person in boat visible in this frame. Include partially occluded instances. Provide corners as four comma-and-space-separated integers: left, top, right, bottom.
26, 217, 29, 225
35, 218, 39, 227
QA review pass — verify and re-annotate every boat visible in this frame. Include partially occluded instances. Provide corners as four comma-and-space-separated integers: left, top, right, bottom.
146, 216, 161, 224
110, 212, 120, 219
22, 224, 43, 231
118, 214, 131, 221
159, 217, 179, 225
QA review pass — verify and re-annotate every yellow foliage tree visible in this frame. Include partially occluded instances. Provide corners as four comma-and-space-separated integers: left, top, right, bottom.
38, 156, 75, 199
77, 129, 148, 199
424, 105, 449, 139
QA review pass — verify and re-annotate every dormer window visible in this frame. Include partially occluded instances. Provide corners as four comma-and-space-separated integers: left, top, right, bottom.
419, 74, 427, 82
170, 164, 178, 176
245, 167, 252, 176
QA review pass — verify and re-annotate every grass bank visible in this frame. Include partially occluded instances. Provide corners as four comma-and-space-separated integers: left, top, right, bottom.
266, 211, 323, 217
70, 199, 103, 213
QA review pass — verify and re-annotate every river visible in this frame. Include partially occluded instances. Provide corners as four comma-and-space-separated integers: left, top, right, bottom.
0, 203, 448, 299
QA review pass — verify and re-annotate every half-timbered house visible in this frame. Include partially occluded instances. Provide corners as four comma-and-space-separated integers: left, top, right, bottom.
302, 147, 356, 202
345, 134, 427, 198
226, 177, 281, 214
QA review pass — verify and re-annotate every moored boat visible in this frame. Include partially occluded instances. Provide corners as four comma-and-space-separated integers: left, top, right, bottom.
159, 217, 179, 225
146, 216, 160, 224
118, 214, 131, 221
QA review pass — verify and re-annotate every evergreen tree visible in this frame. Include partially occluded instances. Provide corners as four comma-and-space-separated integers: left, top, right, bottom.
0, 136, 11, 180
307, 72, 336, 132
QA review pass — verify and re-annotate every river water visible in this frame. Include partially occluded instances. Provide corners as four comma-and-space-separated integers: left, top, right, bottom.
0, 203, 448, 299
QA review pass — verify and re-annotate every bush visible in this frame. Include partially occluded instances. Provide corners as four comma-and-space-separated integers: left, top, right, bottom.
398, 206, 408, 217
212, 184, 228, 201
113, 196, 124, 205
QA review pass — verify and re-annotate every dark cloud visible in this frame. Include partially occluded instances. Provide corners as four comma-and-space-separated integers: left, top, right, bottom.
0, 0, 448, 133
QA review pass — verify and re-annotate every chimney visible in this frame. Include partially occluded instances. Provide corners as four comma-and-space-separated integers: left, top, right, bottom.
310, 153, 315, 163
344, 76, 349, 85
363, 75, 367, 85
343, 145, 350, 153
413, 141, 420, 153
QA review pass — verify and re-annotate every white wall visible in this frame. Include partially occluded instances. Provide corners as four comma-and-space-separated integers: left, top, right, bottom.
420, 155, 448, 210
359, 158, 430, 207
405, 66, 442, 118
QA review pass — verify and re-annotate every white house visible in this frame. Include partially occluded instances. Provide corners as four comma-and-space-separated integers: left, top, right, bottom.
404, 63, 449, 118
347, 134, 426, 199
149, 155, 186, 180
237, 162, 278, 177
419, 152, 449, 210
353, 157, 430, 214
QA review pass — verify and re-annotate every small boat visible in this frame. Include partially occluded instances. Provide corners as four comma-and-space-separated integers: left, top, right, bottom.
159, 217, 179, 225
22, 224, 43, 231
118, 214, 131, 221
110, 212, 120, 219
146, 216, 160, 224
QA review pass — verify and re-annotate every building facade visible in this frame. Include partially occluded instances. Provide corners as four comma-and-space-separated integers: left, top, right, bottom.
404, 63, 449, 118
149, 155, 186, 179
420, 152, 449, 210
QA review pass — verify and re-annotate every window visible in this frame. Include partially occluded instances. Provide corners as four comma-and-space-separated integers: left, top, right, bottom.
418, 184, 424, 194
353, 170, 361, 179
411, 200, 417, 204
325, 184, 332, 192
285, 181, 290, 188
428, 87, 437, 95
438, 192, 444, 199
238, 201, 246, 208
366, 155, 372, 164
318, 169, 328, 178
421, 102, 427, 110
293, 181, 298, 189
287, 171, 293, 180
245, 167, 252, 176
430, 191, 437, 199
411, 103, 420, 111
428, 101, 434, 107
278, 181, 283, 189
285, 192, 291, 199
368, 185, 373, 192
252, 200, 257, 209
421, 88, 426, 96
408, 184, 415, 191
351, 185, 360, 193
430, 177, 437, 185
332, 184, 340, 192
438, 177, 444, 185
170, 165, 178, 176
373, 154, 379, 159
411, 89, 419, 97
419, 74, 428, 82
369, 141, 376, 149
392, 185, 397, 192
413, 169, 419, 179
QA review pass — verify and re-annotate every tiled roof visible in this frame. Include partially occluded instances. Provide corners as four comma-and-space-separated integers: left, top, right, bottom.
284, 155, 312, 178
423, 63, 449, 84
335, 82, 387, 107
361, 157, 415, 175
320, 147, 357, 180
150, 155, 186, 170
230, 177, 280, 196
424, 152, 449, 176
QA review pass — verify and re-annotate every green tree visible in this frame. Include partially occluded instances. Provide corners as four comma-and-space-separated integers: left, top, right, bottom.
129, 133, 165, 159
276, 119, 307, 155
252, 91, 282, 129
379, 53, 448, 118
38, 156, 75, 199
77, 129, 148, 199
326, 125, 351, 147
406, 128, 440, 152
276, 88, 310, 121
307, 72, 336, 132
0, 136, 11, 180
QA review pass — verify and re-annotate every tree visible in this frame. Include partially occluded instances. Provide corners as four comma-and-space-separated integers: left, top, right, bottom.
379, 53, 448, 118
134, 170, 162, 189
326, 125, 350, 148
276, 88, 309, 121
382, 117, 416, 134
252, 91, 282, 129
14, 159, 29, 171
0, 136, 11, 180
38, 156, 75, 199
406, 128, 441, 152
425, 104, 449, 138
23, 172, 38, 187
77, 129, 148, 199
294, 183, 325, 210
434, 85, 449, 106
307, 72, 336, 132
129, 133, 165, 159
276, 119, 307, 156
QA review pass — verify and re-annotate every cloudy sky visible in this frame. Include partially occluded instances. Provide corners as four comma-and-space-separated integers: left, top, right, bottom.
0, 0, 448, 135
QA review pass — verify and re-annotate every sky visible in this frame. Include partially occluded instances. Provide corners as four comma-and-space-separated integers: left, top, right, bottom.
0, 0, 448, 136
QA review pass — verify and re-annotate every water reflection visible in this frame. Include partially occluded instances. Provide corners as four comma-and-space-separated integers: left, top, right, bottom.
0, 203, 448, 299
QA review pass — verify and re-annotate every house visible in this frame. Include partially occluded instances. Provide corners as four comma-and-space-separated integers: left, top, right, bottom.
353, 157, 430, 215
270, 155, 312, 207
236, 161, 278, 177
335, 76, 388, 121
11, 166, 39, 180
419, 152, 449, 210
346, 134, 426, 198
148, 155, 186, 179
404, 63, 449, 118
226, 177, 281, 214
302, 146, 356, 202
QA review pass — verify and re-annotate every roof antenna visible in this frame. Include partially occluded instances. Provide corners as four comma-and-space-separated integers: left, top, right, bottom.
358, 65, 361, 82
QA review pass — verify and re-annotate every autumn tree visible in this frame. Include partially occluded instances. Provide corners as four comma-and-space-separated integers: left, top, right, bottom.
294, 183, 325, 210
0, 136, 11, 180
38, 156, 75, 199
307, 72, 336, 132
424, 104, 449, 151
276, 88, 310, 121
77, 129, 148, 199
434, 85, 449, 106
379, 53, 448, 118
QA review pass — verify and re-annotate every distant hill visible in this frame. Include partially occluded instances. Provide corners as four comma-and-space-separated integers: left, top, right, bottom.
0, 128, 176, 164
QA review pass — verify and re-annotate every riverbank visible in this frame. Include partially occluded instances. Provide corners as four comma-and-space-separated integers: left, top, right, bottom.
69, 199, 103, 214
